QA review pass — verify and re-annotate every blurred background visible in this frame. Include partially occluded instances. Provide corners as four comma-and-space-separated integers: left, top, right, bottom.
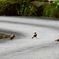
0, 0, 59, 19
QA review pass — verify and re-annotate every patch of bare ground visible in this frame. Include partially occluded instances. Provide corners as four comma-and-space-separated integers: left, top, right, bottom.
0, 33, 11, 39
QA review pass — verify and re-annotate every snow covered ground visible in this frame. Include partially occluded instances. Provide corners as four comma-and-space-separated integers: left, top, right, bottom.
0, 17, 59, 59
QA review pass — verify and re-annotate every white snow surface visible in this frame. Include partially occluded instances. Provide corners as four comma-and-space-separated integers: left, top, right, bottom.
0, 17, 59, 59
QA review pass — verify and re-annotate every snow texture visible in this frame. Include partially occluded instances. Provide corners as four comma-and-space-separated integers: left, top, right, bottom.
0, 17, 59, 59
